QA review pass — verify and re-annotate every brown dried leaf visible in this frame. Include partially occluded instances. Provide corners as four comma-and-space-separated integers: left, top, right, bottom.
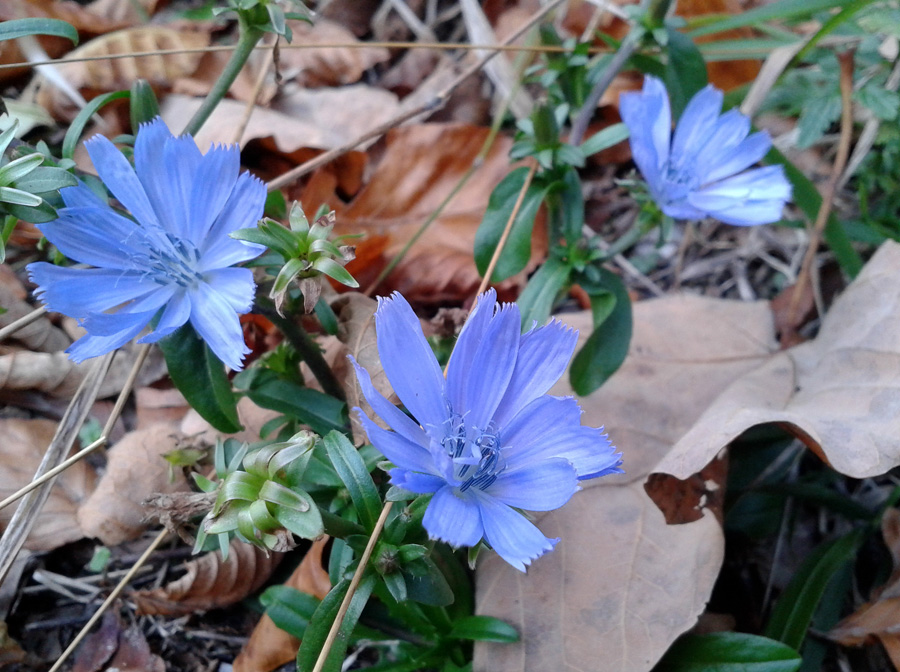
77, 424, 190, 546
0, 0, 133, 35
0, 266, 69, 353
0, 418, 95, 551
179, 395, 281, 446
133, 539, 283, 616
475, 295, 778, 672
37, 27, 209, 121
655, 240, 900, 480
172, 48, 276, 105
278, 19, 390, 87
160, 86, 401, 153
73, 611, 165, 672
233, 538, 332, 672
301, 123, 539, 305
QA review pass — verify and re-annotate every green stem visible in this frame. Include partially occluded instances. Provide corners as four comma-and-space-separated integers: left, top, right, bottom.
255, 299, 346, 402
182, 17, 265, 137
599, 212, 654, 259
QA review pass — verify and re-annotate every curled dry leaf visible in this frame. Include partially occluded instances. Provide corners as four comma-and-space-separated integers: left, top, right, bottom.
77, 424, 190, 546
0, 266, 69, 353
0, 342, 168, 398
72, 611, 164, 672
0, 418, 95, 551
475, 294, 778, 672
300, 123, 539, 305
655, 240, 900, 481
180, 394, 280, 446
828, 508, 900, 667
233, 537, 333, 672
133, 538, 283, 616
278, 19, 390, 87
36, 27, 209, 121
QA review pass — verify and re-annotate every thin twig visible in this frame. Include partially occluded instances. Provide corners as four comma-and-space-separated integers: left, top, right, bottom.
266, 0, 565, 193
0, 305, 48, 342
476, 162, 538, 298
0, 344, 152, 513
311, 501, 393, 672
784, 50, 855, 333
232, 37, 277, 146
48, 529, 169, 672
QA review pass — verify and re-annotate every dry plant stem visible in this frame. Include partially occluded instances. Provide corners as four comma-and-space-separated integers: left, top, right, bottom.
476, 161, 538, 297
267, 0, 565, 193
48, 528, 169, 672
0, 41, 611, 73
0, 304, 48, 342
0, 351, 114, 582
311, 500, 394, 672
785, 50, 855, 328
0, 344, 152, 513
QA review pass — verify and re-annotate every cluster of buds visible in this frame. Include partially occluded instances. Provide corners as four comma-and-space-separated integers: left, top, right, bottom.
231, 201, 358, 315
194, 430, 324, 556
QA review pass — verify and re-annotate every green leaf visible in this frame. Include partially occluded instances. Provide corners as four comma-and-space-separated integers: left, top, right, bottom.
62, 90, 130, 160
159, 324, 242, 433
546, 166, 585, 245
402, 556, 454, 607
448, 615, 519, 643
297, 574, 376, 672
664, 27, 709, 118
796, 94, 841, 149
0, 153, 44, 182
855, 85, 899, 122
273, 502, 325, 540
12, 166, 77, 194
517, 256, 572, 329
474, 167, 549, 282
687, 0, 848, 37
382, 570, 408, 603
314, 297, 339, 335
570, 269, 632, 395
260, 585, 321, 639
323, 430, 382, 532
579, 122, 629, 158
764, 530, 864, 650
312, 256, 358, 287
656, 632, 801, 671
233, 367, 347, 435
129, 79, 160, 129
0, 18, 78, 45
0, 186, 42, 207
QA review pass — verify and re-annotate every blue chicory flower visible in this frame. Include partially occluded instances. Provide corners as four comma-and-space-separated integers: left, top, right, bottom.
27, 118, 267, 370
619, 75, 791, 226
351, 290, 623, 571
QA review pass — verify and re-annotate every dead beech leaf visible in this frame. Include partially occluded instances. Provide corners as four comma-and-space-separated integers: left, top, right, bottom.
77, 424, 190, 546
133, 539, 283, 616
72, 611, 164, 672
828, 509, 900, 668
234, 538, 332, 672
173, 48, 276, 105
0, 418, 95, 551
180, 395, 280, 446
301, 123, 540, 305
37, 27, 209, 120
0, 265, 69, 352
278, 19, 390, 87
655, 240, 900, 481
475, 294, 779, 672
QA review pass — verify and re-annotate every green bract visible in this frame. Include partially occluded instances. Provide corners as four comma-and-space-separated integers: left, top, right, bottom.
231, 201, 359, 315
194, 431, 324, 557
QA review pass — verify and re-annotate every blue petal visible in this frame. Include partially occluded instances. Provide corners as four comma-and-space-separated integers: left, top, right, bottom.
502, 395, 581, 455
619, 77, 670, 189
81, 309, 154, 336
27, 264, 155, 315
39, 207, 152, 269
350, 356, 430, 448
188, 282, 250, 371
476, 494, 558, 572
201, 267, 255, 313
60, 183, 107, 209
661, 200, 707, 221
485, 459, 578, 511
670, 84, 723, 168
701, 131, 771, 185
455, 302, 520, 430
389, 469, 445, 494
354, 408, 436, 474
86, 133, 163, 231
133, 118, 182, 235
689, 165, 791, 225
199, 172, 266, 267
422, 486, 483, 548
66, 314, 151, 362
138, 291, 191, 343
189, 143, 240, 243
374, 293, 447, 430
446, 290, 495, 412
492, 318, 577, 427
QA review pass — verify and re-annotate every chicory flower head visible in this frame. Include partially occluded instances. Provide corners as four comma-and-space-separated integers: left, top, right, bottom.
27, 118, 266, 370
619, 75, 791, 226
351, 290, 623, 571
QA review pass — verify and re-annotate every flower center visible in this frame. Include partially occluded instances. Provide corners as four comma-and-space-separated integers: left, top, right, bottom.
660, 161, 701, 203
136, 232, 204, 288
440, 411, 505, 493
